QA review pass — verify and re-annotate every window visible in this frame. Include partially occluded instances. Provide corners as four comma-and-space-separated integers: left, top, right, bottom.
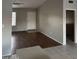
12, 12, 16, 26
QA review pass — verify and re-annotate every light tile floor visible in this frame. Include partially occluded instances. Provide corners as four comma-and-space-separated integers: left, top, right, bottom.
44, 45, 76, 59
44, 40, 77, 59
3, 40, 77, 59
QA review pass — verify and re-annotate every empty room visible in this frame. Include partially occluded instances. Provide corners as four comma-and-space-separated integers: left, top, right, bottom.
2, 0, 77, 59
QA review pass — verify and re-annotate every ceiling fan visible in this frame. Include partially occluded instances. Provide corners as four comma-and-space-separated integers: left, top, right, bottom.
12, 0, 24, 5
13, 2, 24, 5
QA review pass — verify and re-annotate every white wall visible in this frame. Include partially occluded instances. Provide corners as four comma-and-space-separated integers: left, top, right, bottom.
2, 0, 12, 56
27, 11, 36, 30
38, 0, 63, 44
12, 8, 36, 31
65, 0, 77, 10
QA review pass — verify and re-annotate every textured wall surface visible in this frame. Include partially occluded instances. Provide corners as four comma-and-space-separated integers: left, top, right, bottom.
2, 0, 12, 56
38, 0, 63, 44
12, 8, 36, 31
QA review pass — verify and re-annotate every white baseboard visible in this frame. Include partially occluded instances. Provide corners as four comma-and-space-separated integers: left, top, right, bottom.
40, 31, 63, 45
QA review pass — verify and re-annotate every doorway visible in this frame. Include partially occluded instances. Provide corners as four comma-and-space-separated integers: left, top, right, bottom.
66, 10, 75, 44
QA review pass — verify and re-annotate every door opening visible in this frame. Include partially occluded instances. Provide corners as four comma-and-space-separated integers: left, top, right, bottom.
66, 10, 75, 44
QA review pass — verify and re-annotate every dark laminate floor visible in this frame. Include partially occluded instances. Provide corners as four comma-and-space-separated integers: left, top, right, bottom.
12, 31, 61, 54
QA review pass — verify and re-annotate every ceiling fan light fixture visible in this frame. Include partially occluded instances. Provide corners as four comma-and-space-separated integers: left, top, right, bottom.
13, 3, 24, 5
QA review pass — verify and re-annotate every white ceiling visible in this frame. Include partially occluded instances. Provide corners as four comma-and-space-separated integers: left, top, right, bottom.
12, 0, 47, 8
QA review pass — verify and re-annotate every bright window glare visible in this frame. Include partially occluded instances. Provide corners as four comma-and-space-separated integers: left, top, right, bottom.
12, 12, 16, 26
